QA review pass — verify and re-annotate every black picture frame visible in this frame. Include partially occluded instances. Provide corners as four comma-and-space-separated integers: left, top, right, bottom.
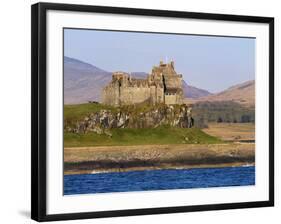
31, 2, 274, 222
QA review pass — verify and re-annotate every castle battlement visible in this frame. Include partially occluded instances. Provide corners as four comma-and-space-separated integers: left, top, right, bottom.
102, 61, 184, 106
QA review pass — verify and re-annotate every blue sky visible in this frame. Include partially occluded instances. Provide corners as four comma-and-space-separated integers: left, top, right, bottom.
64, 28, 255, 93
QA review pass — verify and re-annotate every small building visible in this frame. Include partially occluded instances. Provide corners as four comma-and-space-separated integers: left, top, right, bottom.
102, 61, 184, 106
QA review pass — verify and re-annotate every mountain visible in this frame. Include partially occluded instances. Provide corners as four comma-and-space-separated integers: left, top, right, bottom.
195, 80, 255, 107
182, 81, 211, 98
64, 57, 112, 104
64, 56, 211, 104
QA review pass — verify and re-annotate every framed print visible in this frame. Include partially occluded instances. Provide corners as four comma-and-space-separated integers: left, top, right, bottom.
31, 2, 274, 222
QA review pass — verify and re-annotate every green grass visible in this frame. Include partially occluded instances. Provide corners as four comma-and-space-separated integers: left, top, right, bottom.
64, 126, 223, 147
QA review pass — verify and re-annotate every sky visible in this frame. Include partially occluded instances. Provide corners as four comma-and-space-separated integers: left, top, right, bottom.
64, 28, 255, 93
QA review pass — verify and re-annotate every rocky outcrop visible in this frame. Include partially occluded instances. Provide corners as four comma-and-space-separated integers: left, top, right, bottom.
65, 104, 194, 134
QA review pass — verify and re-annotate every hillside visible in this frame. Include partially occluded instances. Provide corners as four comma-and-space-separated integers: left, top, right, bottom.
64, 56, 211, 104
182, 81, 211, 98
64, 57, 112, 104
193, 80, 255, 107
64, 103, 222, 147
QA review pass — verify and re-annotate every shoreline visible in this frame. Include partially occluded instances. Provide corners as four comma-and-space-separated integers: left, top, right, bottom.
64, 143, 255, 175
64, 162, 255, 175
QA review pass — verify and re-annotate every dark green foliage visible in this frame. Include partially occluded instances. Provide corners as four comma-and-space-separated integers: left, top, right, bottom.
192, 101, 255, 124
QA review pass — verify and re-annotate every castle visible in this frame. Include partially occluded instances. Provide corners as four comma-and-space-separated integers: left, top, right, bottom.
102, 61, 184, 106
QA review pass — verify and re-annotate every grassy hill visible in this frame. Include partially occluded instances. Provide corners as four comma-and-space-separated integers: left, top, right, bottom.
64, 103, 222, 147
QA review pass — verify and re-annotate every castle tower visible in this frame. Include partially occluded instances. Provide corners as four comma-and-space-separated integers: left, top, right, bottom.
150, 61, 183, 105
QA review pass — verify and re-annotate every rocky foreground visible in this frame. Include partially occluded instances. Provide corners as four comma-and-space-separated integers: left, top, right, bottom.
64, 143, 254, 175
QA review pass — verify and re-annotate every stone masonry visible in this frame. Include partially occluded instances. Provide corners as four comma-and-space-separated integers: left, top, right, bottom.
102, 61, 184, 106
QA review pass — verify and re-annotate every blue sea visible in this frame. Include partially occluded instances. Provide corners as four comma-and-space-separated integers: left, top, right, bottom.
64, 166, 255, 195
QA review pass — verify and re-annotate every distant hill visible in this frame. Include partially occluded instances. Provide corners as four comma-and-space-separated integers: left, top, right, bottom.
182, 81, 211, 99
64, 56, 212, 104
193, 80, 255, 107
64, 57, 112, 104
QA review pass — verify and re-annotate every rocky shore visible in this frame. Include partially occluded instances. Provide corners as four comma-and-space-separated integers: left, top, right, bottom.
64, 143, 255, 175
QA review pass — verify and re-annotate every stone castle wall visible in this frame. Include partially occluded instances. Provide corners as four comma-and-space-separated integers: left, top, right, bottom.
165, 94, 180, 105
102, 61, 183, 106
120, 86, 152, 105
102, 82, 120, 106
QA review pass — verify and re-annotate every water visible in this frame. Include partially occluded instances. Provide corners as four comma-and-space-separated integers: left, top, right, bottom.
64, 166, 255, 195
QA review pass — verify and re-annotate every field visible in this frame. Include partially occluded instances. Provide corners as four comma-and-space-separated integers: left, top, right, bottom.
203, 122, 255, 142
